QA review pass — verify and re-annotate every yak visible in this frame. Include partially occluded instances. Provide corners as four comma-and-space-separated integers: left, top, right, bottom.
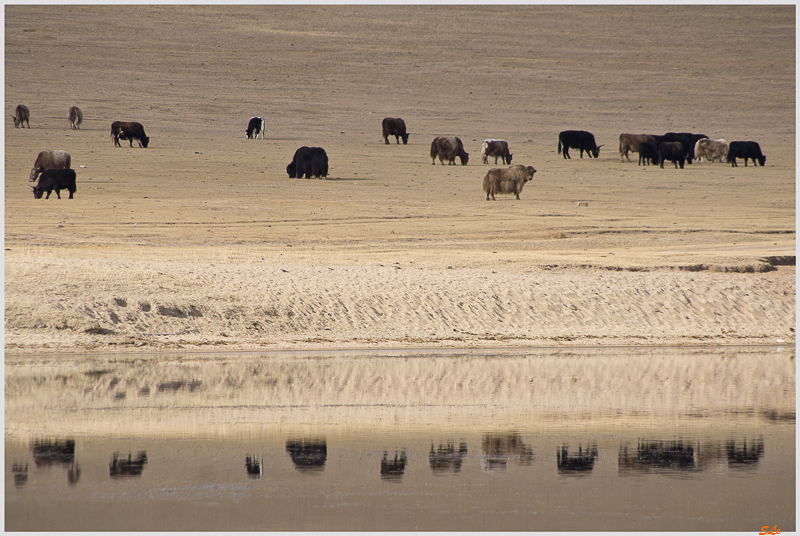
558, 130, 602, 159
382, 117, 409, 144
68, 106, 83, 130
287, 146, 328, 179
638, 142, 658, 166
657, 141, 686, 169
32, 169, 77, 199
29, 150, 71, 182
482, 165, 536, 200
111, 121, 149, 148
619, 133, 656, 162
246, 117, 265, 139
694, 139, 728, 163
727, 141, 766, 167
12, 104, 30, 128
430, 136, 469, 165
481, 140, 512, 165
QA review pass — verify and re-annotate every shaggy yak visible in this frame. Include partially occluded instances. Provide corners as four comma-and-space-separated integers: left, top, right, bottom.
482, 165, 537, 200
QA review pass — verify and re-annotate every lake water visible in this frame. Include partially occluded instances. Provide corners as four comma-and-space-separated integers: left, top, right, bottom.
5, 346, 795, 531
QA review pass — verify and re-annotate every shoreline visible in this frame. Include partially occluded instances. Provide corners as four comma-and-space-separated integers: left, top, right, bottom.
5, 259, 795, 355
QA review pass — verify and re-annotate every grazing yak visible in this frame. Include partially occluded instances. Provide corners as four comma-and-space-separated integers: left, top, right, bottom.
483, 165, 536, 200
68, 106, 83, 130
657, 141, 686, 169
694, 139, 728, 163
558, 130, 602, 159
665, 132, 708, 161
29, 150, 71, 182
638, 142, 658, 166
618, 133, 656, 162
430, 136, 469, 165
12, 104, 30, 128
111, 121, 149, 148
382, 117, 409, 144
650, 134, 695, 164
481, 140, 512, 165
246, 117, 265, 139
32, 169, 77, 199
727, 141, 766, 167
286, 146, 329, 179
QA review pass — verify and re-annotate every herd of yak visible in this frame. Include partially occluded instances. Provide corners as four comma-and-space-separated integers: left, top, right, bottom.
14, 105, 767, 203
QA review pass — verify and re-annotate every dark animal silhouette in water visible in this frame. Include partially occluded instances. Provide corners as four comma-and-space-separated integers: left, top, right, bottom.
246, 454, 263, 478
481, 433, 534, 472
429, 442, 468, 473
110, 451, 148, 477
557, 444, 598, 473
380, 451, 408, 481
286, 439, 327, 472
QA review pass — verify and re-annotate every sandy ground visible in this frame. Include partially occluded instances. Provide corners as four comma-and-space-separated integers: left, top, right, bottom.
4, 5, 796, 353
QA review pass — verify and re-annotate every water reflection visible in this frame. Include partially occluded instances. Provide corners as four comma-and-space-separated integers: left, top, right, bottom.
11, 462, 28, 487
32, 438, 75, 466
286, 439, 327, 472
429, 442, 468, 474
245, 454, 263, 478
29, 438, 81, 485
619, 439, 699, 474
380, 451, 407, 482
727, 438, 765, 469
481, 433, 534, 472
557, 444, 598, 475
109, 452, 148, 478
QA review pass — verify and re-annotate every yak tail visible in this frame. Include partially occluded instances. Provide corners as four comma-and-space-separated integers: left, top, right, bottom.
430, 139, 438, 159
557, 138, 562, 154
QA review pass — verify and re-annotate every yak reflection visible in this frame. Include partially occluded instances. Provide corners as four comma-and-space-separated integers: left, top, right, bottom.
286, 439, 327, 472
481, 433, 534, 472
619, 440, 699, 474
12, 462, 28, 487
381, 451, 407, 482
557, 444, 598, 475
31, 439, 75, 467
727, 438, 764, 469
110, 452, 148, 478
29, 438, 80, 485
245, 454, 263, 478
429, 442, 468, 474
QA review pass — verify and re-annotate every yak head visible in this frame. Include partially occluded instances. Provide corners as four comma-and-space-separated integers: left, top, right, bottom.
401, 132, 409, 144
458, 153, 469, 166
591, 145, 604, 158
31, 185, 44, 199
506, 153, 513, 165
140, 136, 150, 148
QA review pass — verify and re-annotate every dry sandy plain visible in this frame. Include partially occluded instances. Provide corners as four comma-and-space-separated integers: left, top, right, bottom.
4, 5, 796, 353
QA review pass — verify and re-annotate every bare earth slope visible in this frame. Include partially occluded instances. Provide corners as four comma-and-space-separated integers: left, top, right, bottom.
4, 6, 795, 352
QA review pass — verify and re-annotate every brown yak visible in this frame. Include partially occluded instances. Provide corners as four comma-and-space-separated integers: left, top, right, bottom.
482, 165, 536, 200
430, 136, 469, 165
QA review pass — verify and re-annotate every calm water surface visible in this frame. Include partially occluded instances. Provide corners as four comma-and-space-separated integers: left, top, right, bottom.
5, 346, 795, 531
